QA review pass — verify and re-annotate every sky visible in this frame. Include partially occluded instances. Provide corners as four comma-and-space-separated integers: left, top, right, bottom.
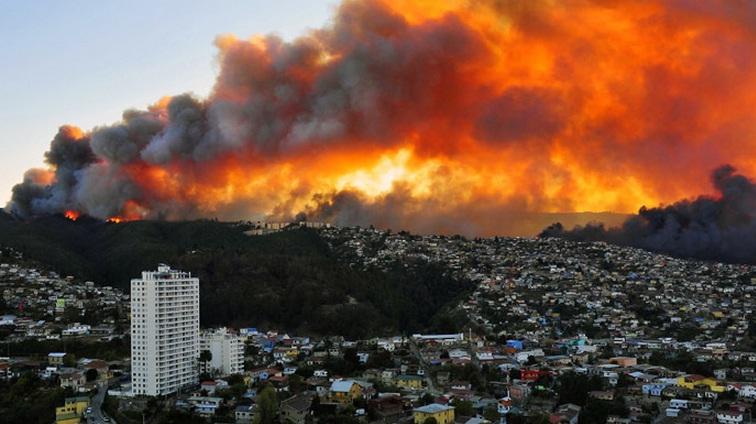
0, 0, 334, 204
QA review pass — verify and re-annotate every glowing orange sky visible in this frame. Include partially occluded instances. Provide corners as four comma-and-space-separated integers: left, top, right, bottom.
9, 0, 756, 235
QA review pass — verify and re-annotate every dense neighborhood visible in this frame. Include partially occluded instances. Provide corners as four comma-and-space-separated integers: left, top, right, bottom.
0, 225, 755, 424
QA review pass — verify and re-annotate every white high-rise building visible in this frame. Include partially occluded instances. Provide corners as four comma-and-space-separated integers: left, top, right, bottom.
200, 328, 245, 376
131, 264, 200, 396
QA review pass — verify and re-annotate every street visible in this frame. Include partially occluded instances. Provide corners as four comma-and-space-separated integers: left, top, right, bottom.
88, 382, 116, 424
408, 338, 441, 396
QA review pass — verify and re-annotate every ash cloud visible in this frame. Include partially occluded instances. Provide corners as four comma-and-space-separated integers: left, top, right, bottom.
540, 165, 756, 264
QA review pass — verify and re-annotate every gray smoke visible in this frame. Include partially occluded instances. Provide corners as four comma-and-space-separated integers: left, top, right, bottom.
10, 126, 97, 215
91, 109, 163, 164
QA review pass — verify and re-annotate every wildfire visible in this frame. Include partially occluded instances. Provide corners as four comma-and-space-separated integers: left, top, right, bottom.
8, 0, 756, 236
106, 217, 123, 224
64, 210, 80, 221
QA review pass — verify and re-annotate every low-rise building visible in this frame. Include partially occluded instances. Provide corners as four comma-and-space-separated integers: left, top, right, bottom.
395, 374, 424, 390
329, 380, 362, 405
413, 403, 455, 424
279, 393, 314, 424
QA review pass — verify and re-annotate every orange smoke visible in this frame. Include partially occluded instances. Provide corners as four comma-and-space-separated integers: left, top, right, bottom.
9, 0, 756, 236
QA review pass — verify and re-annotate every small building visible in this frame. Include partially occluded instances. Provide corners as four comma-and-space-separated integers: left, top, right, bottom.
689, 409, 716, 424
48, 352, 68, 366
413, 403, 455, 424
369, 395, 404, 423
187, 396, 223, 416
550, 403, 581, 424
677, 375, 726, 393
59, 370, 86, 391
642, 383, 669, 397
395, 374, 424, 391
329, 380, 362, 405
589, 390, 615, 401
716, 409, 745, 424
55, 396, 90, 424
235, 405, 254, 423
279, 393, 314, 424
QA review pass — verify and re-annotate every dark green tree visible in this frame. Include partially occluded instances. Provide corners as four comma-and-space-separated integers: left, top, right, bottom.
253, 385, 278, 424
451, 399, 475, 417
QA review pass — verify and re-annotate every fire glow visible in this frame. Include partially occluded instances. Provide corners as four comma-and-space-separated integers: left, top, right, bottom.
8, 0, 756, 236
64, 210, 80, 221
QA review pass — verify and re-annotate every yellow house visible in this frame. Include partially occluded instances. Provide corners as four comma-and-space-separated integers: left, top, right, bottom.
55, 412, 81, 424
396, 375, 424, 390
676, 375, 726, 393
329, 380, 363, 404
413, 403, 455, 424
55, 396, 90, 424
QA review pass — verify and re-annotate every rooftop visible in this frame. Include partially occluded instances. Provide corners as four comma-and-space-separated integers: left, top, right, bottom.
414, 403, 454, 414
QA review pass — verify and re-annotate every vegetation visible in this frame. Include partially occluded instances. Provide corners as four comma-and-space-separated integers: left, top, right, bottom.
253, 385, 278, 424
2, 337, 130, 361
0, 214, 473, 337
0, 372, 70, 424
579, 398, 630, 424
556, 372, 604, 406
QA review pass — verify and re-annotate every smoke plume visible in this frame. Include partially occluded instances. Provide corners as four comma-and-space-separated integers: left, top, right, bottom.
541, 165, 756, 263
6, 0, 756, 237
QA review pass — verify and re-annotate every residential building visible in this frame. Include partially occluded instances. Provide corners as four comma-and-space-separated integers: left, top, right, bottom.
55, 396, 90, 424
677, 375, 726, 393
395, 374, 424, 390
131, 264, 200, 396
550, 404, 581, 424
187, 396, 223, 416
716, 409, 746, 424
48, 352, 67, 366
279, 393, 314, 424
200, 327, 245, 376
413, 403, 455, 424
235, 405, 254, 423
329, 380, 363, 404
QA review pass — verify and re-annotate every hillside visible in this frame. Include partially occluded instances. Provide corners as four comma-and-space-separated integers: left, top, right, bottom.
0, 211, 472, 338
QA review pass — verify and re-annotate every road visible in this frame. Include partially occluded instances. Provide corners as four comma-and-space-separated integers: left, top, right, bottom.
408, 339, 441, 396
88, 382, 116, 424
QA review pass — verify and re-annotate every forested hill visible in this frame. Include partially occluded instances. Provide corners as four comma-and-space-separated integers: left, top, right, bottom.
0, 210, 472, 338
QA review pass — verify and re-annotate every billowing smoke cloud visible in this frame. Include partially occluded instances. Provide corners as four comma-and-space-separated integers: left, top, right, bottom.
541, 165, 756, 264
6, 0, 756, 238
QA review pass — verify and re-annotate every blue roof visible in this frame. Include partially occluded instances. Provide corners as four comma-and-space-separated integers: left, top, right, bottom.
330, 380, 356, 392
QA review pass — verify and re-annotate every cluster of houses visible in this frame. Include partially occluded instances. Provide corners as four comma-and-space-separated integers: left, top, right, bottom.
0, 249, 129, 341
5, 320, 754, 423
320, 227, 755, 346
106, 326, 756, 423
4, 228, 756, 423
